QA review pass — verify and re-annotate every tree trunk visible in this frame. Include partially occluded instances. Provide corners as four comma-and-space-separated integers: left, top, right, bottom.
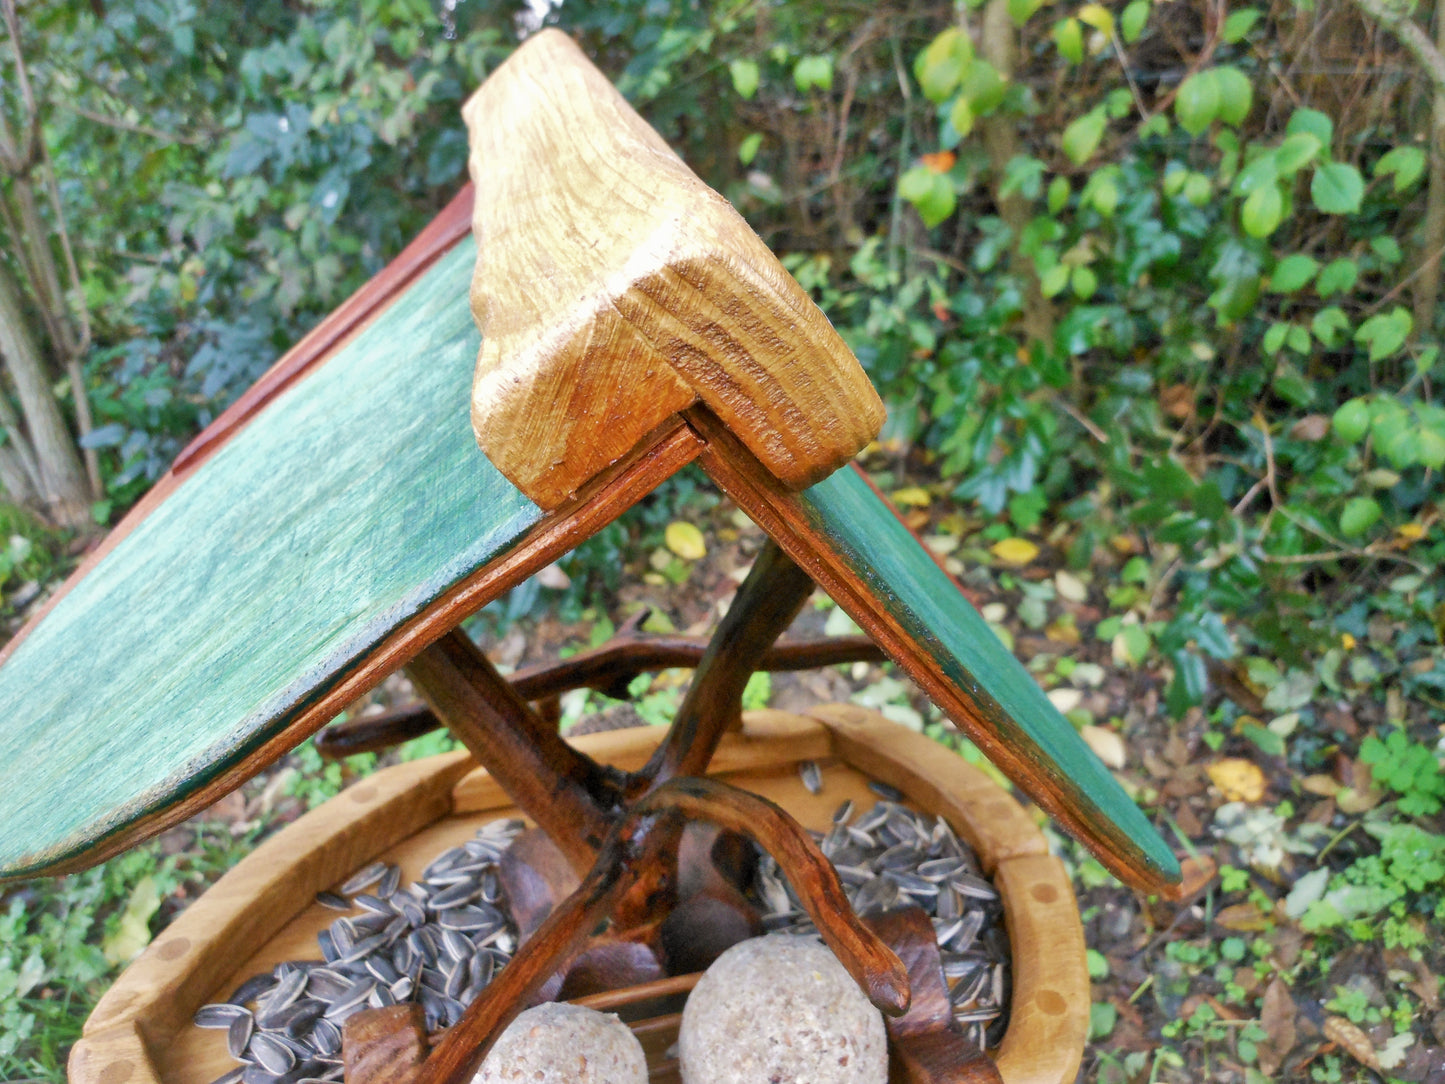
977, 0, 1054, 347
0, 259, 90, 527
1412, 0, 1445, 336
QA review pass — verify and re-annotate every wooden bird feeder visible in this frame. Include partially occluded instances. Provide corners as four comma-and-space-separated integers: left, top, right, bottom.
0, 29, 1180, 1084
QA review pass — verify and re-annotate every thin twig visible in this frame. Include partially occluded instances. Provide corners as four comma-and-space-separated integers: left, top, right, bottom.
57, 102, 208, 146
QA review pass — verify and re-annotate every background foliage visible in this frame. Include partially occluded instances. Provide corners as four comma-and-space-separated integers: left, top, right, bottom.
1, 0, 1443, 1080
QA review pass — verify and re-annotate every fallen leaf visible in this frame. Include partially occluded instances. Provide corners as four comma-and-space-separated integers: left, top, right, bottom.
1207, 758, 1267, 802
1300, 774, 1341, 797
923, 533, 959, 555
536, 562, 571, 589
1325, 1015, 1380, 1072
1081, 725, 1126, 768
664, 521, 706, 560
1045, 619, 1081, 645
1048, 687, 1084, 714
990, 537, 1039, 566
891, 485, 933, 507
1055, 570, 1088, 602
1177, 853, 1217, 896
1256, 978, 1298, 1078
1216, 901, 1272, 931
1336, 784, 1384, 814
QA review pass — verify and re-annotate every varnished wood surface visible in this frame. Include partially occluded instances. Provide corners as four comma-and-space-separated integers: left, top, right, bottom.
692, 411, 1182, 897
75, 710, 1086, 1084
462, 29, 884, 509
0, 236, 705, 883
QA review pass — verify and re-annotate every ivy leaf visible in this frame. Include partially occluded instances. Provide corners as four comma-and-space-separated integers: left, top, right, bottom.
1311, 162, 1364, 214
1315, 258, 1358, 297
1241, 184, 1284, 238
1312, 306, 1351, 347
1175, 70, 1220, 135
1062, 106, 1107, 165
1270, 254, 1318, 293
1373, 146, 1426, 193
1355, 307, 1412, 362
729, 59, 760, 100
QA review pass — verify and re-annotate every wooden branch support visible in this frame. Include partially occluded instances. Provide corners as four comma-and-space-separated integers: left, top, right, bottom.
314, 630, 882, 759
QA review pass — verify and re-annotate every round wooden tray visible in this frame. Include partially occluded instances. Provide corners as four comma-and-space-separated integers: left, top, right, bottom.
69, 706, 1088, 1084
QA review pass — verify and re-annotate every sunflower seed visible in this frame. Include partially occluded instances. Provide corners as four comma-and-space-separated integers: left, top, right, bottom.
227, 1012, 254, 1058
208, 1068, 246, 1084
322, 978, 375, 1020
195, 1003, 249, 1028
314, 892, 350, 912
428, 881, 479, 910
339, 862, 387, 896
867, 779, 905, 801
353, 894, 394, 916
798, 760, 823, 794
250, 1034, 296, 1076
376, 864, 402, 899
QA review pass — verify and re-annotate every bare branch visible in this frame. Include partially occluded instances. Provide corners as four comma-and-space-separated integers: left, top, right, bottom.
0, 0, 41, 173
56, 102, 208, 147
1341, 0, 1445, 97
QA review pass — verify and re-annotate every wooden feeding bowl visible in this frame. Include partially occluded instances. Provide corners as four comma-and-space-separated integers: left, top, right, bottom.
0, 26, 1180, 1084
71, 708, 1087, 1084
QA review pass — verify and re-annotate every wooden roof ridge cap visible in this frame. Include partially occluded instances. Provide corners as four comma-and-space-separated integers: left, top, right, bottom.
0, 187, 475, 669
462, 28, 885, 511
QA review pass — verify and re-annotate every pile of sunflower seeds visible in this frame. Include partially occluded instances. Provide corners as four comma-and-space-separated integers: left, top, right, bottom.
766, 767, 1011, 1051
193, 817, 525, 1084
195, 775, 1010, 1084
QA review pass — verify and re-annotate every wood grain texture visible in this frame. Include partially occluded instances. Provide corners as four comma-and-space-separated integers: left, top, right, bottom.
462, 28, 884, 508
692, 412, 1182, 897
991, 855, 1089, 1084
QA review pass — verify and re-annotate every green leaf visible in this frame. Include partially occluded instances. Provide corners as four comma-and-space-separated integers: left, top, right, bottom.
914, 29, 973, 102
1372, 235, 1404, 264
1053, 18, 1084, 63
1213, 66, 1252, 125
1312, 306, 1351, 347
1355, 306, 1412, 362
1373, 145, 1426, 193
899, 167, 957, 227
1183, 172, 1212, 205
794, 54, 835, 93
1122, 0, 1150, 41
1175, 70, 1220, 135
1040, 262, 1071, 297
1270, 253, 1318, 293
1274, 132, 1322, 175
1072, 265, 1099, 299
1286, 107, 1333, 148
1232, 153, 1279, 197
1286, 324, 1311, 353
737, 131, 763, 166
1311, 161, 1364, 214
1048, 175, 1071, 213
729, 59, 760, 100
1008, 0, 1047, 25
950, 95, 976, 138
1222, 7, 1262, 41
999, 154, 1046, 198
1241, 184, 1284, 238
1329, 396, 1364, 442
1263, 321, 1288, 354
1339, 496, 1382, 537
960, 57, 1009, 115
1062, 106, 1108, 165
1315, 258, 1358, 297
1418, 428, 1445, 470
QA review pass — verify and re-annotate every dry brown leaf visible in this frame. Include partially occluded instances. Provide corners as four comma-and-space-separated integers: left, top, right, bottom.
1289, 414, 1330, 442
1256, 978, 1298, 1079
1207, 758, 1267, 802
1336, 784, 1385, 814
1300, 774, 1341, 797
1081, 724, 1126, 769
1216, 901, 1273, 931
1324, 1015, 1380, 1072
1177, 854, 1217, 897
